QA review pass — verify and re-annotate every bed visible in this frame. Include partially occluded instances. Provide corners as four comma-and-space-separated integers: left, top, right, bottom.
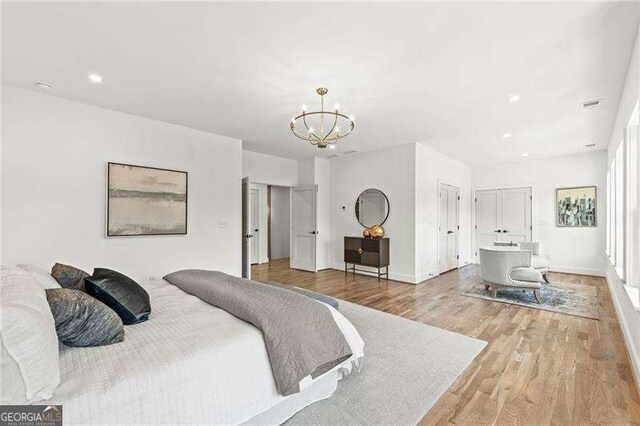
46, 277, 364, 425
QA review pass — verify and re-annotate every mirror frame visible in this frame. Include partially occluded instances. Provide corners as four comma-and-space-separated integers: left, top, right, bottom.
354, 188, 390, 227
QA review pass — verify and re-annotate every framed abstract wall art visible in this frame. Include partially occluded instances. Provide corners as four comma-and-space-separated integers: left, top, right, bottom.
556, 186, 596, 227
107, 162, 188, 236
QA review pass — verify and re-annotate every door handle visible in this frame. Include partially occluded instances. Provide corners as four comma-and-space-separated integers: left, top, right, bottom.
254, 229, 259, 232
503, 230, 509, 233
244, 234, 254, 239
495, 230, 502, 233
309, 231, 318, 235
447, 230, 453, 234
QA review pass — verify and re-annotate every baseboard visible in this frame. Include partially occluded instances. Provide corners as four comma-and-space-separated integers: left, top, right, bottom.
331, 263, 419, 284
549, 265, 605, 277
605, 269, 640, 394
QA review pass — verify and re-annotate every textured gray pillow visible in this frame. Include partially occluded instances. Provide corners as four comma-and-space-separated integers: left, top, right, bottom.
45, 288, 124, 347
51, 263, 90, 292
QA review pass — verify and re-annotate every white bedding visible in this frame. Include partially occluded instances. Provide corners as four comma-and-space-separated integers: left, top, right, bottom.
48, 278, 364, 425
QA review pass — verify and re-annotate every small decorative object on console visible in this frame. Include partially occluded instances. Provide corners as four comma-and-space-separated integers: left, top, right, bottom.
369, 225, 385, 239
362, 228, 371, 238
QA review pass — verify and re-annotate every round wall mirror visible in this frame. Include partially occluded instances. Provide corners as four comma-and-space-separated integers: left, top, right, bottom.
355, 189, 390, 227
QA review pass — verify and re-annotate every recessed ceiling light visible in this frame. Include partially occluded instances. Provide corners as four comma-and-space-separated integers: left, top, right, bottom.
502, 133, 511, 138
87, 73, 103, 84
328, 144, 336, 150
508, 95, 521, 103
522, 152, 529, 157
585, 143, 597, 148
35, 82, 52, 90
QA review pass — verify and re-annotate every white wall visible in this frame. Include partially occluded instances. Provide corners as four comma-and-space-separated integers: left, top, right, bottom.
297, 157, 331, 270
605, 26, 640, 387
1, 87, 242, 280
270, 186, 290, 260
330, 144, 417, 282
242, 150, 298, 186
314, 158, 331, 270
472, 151, 607, 276
415, 143, 473, 281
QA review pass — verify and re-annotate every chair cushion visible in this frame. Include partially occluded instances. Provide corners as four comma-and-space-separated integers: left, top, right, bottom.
531, 256, 550, 270
509, 267, 543, 283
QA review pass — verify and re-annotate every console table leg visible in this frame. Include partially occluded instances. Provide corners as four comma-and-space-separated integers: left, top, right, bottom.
344, 262, 347, 275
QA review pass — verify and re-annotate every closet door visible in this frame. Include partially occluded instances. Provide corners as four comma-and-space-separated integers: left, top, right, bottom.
476, 189, 502, 249
439, 184, 460, 273
500, 187, 532, 243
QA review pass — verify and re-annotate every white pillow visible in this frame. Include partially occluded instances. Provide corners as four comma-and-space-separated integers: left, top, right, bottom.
17, 264, 61, 289
0, 267, 60, 404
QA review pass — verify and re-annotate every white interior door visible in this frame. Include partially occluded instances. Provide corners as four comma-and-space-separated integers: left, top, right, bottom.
290, 185, 317, 272
439, 183, 460, 273
241, 177, 252, 279
500, 187, 532, 243
476, 189, 502, 250
250, 188, 260, 264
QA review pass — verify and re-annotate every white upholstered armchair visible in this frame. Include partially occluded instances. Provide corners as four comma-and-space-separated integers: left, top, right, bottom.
479, 247, 544, 303
518, 241, 550, 283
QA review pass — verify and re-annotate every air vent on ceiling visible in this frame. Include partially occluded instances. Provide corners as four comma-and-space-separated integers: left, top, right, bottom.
327, 154, 340, 159
585, 143, 597, 148
343, 150, 359, 155
582, 99, 602, 109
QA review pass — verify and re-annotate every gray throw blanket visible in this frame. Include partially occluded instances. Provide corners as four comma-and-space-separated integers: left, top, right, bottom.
163, 270, 353, 396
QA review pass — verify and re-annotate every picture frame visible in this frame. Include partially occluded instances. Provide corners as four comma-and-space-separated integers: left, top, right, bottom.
107, 162, 188, 236
556, 186, 597, 227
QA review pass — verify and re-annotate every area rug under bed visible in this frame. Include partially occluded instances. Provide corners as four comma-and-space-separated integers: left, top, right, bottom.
461, 280, 599, 320
285, 301, 487, 425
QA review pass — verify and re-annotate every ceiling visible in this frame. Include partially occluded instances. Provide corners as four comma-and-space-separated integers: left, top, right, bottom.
2, 2, 639, 165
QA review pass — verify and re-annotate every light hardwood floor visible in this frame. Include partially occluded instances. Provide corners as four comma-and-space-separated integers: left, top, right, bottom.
252, 258, 640, 425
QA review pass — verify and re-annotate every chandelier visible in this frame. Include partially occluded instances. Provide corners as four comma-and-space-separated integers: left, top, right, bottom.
290, 87, 355, 149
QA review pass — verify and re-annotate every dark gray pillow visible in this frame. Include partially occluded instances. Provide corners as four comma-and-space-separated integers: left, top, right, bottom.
45, 288, 124, 347
265, 281, 339, 309
51, 263, 90, 292
85, 268, 151, 325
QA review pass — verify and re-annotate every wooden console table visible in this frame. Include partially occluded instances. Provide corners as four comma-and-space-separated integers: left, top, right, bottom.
344, 237, 389, 282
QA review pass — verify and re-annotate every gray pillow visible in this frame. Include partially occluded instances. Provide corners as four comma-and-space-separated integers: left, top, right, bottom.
45, 288, 124, 347
51, 263, 90, 292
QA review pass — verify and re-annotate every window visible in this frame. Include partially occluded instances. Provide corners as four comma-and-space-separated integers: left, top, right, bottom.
606, 169, 611, 257
609, 158, 616, 265
626, 124, 639, 285
615, 142, 625, 279
607, 100, 640, 287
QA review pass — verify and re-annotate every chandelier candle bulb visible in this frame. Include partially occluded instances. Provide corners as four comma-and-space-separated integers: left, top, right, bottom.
290, 87, 355, 149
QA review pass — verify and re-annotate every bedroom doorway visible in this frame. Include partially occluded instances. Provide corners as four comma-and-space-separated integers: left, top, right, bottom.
268, 185, 291, 262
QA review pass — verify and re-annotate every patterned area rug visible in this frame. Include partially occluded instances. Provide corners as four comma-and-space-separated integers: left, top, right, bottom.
461, 280, 599, 320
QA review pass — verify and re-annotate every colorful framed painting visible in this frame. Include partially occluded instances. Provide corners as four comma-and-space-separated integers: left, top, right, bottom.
107, 162, 188, 236
556, 186, 596, 227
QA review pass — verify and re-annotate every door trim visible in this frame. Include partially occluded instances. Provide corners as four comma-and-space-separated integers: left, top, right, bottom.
472, 184, 535, 263
437, 181, 460, 275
